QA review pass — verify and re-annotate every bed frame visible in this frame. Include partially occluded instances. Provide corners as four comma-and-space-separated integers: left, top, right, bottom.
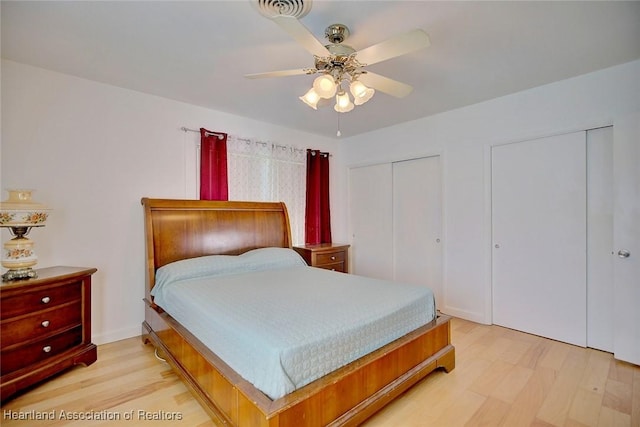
141, 198, 455, 426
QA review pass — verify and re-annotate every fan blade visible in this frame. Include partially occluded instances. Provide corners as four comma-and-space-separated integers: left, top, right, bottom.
272, 15, 331, 58
245, 68, 316, 79
358, 72, 413, 98
355, 29, 430, 66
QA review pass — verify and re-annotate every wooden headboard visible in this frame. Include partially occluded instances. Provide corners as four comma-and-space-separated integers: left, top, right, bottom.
141, 198, 292, 295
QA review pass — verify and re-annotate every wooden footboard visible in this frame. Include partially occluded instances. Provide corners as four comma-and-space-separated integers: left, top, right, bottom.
142, 300, 454, 427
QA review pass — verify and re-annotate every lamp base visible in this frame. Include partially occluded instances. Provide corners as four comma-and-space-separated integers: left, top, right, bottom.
2, 231, 39, 281
2, 267, 38, 282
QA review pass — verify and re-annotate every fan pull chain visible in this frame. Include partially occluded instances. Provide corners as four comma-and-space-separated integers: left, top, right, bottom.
336, 113, 342, 137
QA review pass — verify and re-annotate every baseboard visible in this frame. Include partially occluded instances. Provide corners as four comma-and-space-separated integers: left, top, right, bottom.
92, 325, 142, 345
440, 306, 490, 325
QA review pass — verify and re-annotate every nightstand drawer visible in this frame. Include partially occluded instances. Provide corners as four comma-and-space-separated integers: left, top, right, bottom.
0, 326, 83, 375
1, 302, 82, 347
293, 244, 350, 274
315, 251, 345, 265
316, 262, 346, 273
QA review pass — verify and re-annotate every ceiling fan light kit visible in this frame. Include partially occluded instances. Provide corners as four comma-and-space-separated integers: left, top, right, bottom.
247, 1, 431, 121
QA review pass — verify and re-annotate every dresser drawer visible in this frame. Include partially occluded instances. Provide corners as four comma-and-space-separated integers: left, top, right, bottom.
1, 281, 81, 320
1, 302, 81, 347
0, 326, 83, 375
315, 251, 345, 265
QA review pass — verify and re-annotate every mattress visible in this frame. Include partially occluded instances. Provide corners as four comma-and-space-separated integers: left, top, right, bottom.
151, 248, 436, 400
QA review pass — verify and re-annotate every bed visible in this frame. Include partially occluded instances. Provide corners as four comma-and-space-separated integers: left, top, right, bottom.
141, 198, 455, 426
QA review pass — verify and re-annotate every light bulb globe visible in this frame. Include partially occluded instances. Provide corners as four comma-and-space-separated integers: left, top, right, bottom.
313, 75, 337, 99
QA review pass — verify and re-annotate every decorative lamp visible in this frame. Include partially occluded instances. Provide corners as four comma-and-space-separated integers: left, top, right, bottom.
0, 189, 51, 281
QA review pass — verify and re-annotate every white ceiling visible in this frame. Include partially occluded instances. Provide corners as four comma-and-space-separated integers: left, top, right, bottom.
2, 1, 639, 139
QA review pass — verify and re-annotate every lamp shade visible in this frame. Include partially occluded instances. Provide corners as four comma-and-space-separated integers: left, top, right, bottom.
299, 88, 320, 109
334, 91, 354, 113
313, 75, 337, 99
0, 189, 50, 227
350, 80, 375, 105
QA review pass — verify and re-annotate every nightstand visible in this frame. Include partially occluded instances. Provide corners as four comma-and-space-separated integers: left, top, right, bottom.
293, 243, 350, 273
0, 266, 97, 401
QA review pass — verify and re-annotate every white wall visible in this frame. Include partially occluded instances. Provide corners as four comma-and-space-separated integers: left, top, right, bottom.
341, 59, 640, 324
0, 59, 343, 344
3, 58, 639, 341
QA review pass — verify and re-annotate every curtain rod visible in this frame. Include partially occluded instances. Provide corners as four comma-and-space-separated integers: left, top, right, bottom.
180, 126, 225, 140
181, 126, 331, 157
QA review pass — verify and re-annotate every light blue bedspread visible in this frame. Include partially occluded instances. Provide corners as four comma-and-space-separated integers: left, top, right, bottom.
151, 248, 436, 400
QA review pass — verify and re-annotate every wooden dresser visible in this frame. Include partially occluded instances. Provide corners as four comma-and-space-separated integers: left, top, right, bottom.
293, 243, 350, 273
0, 266, 97, 401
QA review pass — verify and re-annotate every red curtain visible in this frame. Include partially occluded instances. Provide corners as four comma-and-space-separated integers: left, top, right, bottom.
305, 149, 332, 244
200, 128, 228, 201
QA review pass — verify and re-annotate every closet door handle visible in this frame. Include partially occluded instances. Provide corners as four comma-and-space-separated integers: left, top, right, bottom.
618, 249, 630, 258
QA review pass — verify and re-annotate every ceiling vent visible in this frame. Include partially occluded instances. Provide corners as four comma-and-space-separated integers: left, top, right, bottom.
253, 0, 312, 19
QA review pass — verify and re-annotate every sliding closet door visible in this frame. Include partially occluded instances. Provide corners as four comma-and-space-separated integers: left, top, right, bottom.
586, 126, 613, 352
393, 156, 443, 308
492, 131, 587, 346
349, 163, 393, 280
613, 113, 640, 365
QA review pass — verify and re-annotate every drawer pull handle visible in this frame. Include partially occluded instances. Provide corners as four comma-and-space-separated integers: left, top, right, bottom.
41, 296, 51, 304
43, 345, 52, 353
330, 256, 336, 260
41, 320, 50, 328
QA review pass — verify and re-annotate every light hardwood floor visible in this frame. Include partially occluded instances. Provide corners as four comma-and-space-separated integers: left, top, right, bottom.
2, 318, 638, 426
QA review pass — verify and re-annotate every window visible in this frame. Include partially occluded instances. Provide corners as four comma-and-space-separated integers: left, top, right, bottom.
226, 136, 306, 244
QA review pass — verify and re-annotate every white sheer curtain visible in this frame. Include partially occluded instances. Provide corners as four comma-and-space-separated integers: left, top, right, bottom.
227, 135, 306, 245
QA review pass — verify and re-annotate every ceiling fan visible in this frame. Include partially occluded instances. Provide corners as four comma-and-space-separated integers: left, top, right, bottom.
245, 15, 431, 113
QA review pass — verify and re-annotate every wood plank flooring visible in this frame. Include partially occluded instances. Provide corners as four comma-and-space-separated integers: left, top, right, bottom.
1, 318, 638, 426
